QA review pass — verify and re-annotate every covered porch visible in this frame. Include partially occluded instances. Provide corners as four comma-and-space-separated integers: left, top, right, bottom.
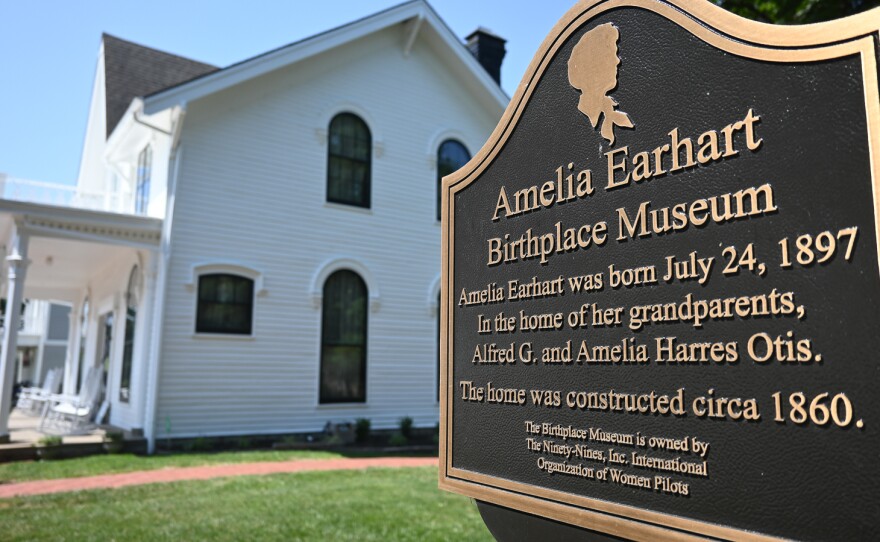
0, 199, 163, 445
0, 410, 148, 461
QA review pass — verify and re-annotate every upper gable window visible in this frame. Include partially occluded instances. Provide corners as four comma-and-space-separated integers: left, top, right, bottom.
135, 145, 152, 215
437, 140, 470, 220
327, 113, 371, 208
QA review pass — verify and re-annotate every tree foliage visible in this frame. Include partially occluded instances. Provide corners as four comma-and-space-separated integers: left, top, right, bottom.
714, 0, 878, 24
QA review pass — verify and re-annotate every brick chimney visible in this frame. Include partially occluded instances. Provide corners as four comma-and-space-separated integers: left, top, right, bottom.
466, 27, 506, 85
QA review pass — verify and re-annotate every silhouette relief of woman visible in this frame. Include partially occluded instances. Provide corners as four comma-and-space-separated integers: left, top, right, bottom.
568, 23, 633, 145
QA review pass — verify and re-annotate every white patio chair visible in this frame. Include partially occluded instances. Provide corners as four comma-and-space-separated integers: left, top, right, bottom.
39, 367, 104, 435
15, 368, 61, 415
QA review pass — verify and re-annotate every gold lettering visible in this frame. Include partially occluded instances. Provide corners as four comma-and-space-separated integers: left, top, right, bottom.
652, 144, 669, 176
669, 128, 695, 172
721, 121, 743, 157
743, 108, 762, 150
696, 130, 721, 163
492, 187, 512, 221
540, 180, 555, 207
632, 151, 652, 182
605, 146, 630, 189
576, 169, 594, 196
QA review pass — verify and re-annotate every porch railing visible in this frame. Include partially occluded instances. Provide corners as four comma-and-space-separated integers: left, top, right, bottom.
0, 176, 131, 214
0, 301, 44, 334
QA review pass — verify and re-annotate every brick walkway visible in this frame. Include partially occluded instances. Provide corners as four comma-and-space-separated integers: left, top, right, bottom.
0, 456, 439, 499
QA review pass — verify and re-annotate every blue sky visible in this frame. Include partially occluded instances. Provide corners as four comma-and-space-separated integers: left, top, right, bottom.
0, 0, 578, 185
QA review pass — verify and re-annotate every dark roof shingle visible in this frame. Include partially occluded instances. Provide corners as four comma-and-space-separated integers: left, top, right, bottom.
102, 33, 218, 137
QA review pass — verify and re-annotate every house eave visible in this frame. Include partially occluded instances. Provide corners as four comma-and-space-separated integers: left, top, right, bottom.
0, 199, 163, 248
142, 0, 507, 115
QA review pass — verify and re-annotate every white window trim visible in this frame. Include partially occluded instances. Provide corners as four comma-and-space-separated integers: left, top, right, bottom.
313, 257, 374, 406
186, 262, 265, 338
315, 402, 370, 410
310, 256, 380, 312
116, 263, 142, 408
321, 105, 382, 210
429, 130, 473, 224
426, 128, 474, 171
316, 102, 384, 158
189, 332, 256, 341
427, 274, 441, 317
323, 201, 374, 215
185, 263, 266, 296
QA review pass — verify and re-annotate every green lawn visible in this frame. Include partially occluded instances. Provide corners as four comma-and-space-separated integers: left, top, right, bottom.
0, 449, 434, 483
0, 467, 491, 541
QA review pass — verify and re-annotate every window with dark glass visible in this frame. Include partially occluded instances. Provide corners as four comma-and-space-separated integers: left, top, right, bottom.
320, 270, 367, 403
77, 299, 89, 393
196, 274, 254, 335
119, 266, 140, 403
135, 145, 152, 215
437, 140, 470, 220
98, 313, 113, 390
327, 113, 371, 208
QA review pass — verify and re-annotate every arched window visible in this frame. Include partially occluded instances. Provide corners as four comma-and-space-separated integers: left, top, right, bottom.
320, 270, 367, 403
77, 298, 89, 393
136, 145, 152, 215
119, 266, 140, 403
437, 140, 470, 220
196, 274, 254, 335
327, 113, 371, 208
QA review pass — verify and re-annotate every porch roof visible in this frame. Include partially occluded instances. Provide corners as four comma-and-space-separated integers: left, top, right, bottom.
0, 200, 162, 302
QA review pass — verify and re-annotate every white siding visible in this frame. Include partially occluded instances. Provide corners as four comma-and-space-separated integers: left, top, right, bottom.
155, 27, 499, 437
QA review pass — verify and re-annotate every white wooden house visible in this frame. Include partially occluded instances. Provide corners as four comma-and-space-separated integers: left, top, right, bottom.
0, 0, 506, 451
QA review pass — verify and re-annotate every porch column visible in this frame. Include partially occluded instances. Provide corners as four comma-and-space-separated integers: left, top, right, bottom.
134, 252, 158, 431
62, 300, 82, 396
0, 228, 30, 441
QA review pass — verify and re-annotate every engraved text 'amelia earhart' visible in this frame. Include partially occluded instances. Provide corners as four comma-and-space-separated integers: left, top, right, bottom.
488, 109, 767, 266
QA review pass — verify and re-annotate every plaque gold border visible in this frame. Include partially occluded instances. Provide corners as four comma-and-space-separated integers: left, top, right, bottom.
440, 0, 880, 540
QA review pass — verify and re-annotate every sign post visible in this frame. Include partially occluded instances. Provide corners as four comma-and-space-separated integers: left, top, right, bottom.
439, 1, 880, 539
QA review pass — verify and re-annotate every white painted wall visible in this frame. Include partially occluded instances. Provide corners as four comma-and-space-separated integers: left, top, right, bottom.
146, 131, 172, 219
103, 105, 173, 218
76, 44, 108, 193
155, 26, 501, 437
75, 37, 173, 217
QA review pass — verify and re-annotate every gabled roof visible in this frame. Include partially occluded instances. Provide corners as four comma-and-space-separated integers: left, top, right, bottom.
143, 0, 508, 115
103, 34, 218, 137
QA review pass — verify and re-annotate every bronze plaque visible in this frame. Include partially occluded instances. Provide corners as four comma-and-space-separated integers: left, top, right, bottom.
439, 1, 880, 539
